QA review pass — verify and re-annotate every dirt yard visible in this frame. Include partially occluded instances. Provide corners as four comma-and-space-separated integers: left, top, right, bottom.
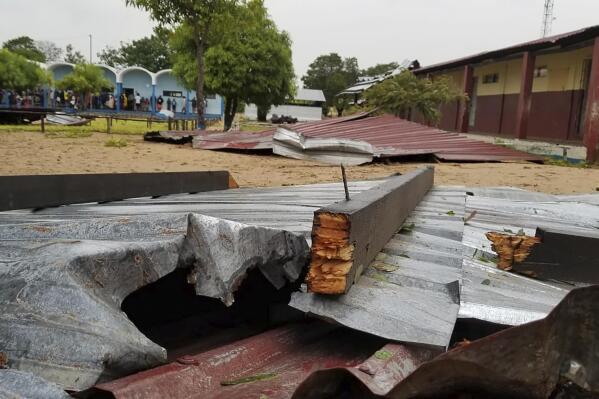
1, 131, 599, 194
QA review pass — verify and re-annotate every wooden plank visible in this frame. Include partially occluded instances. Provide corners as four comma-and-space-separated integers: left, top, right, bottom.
513, 228, 599, 284
0, 171, 233, 211
306, 167, 434, 294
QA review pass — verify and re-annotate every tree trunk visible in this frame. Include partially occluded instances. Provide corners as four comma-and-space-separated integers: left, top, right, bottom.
194, 27, 206, 129
257, 105, 268, 122
223, 97, 238, 131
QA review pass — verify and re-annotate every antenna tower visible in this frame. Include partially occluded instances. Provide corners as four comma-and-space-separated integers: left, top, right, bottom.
541, 0, 555, 37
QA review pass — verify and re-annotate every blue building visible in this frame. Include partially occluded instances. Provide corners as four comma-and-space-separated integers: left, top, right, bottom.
42, 62, 224, 119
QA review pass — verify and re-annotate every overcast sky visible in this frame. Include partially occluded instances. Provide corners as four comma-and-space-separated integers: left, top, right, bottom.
1, 0, 598, 80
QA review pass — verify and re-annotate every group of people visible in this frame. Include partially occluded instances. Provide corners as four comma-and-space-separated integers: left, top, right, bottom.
0, 89, 45, 108
1, 88, 202, 114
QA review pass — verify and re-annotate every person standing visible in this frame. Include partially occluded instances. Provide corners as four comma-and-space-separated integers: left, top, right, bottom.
172, 98, 177, 113
191, 97, 197, 113
157, 95, 163, 111
166, 98, 172, 111
135, 92, 141, 111
181, 97, 186, 113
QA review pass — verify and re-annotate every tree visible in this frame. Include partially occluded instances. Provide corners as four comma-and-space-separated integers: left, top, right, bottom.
97, 33, 172, 71
64, 44, 86, 64
0, 49, 51, 91
56, 64, 112, 109
363, 70, 464, 124
301, 53, 360, 117
125, 0, 238, 128
36, 41, 63, 63
2, 36, 46, 62
362, 62, 399, 77
170, 0, 294, 129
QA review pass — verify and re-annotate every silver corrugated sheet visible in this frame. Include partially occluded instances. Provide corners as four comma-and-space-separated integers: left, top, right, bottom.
0, 181, 380, 391
290, 187, 466, 350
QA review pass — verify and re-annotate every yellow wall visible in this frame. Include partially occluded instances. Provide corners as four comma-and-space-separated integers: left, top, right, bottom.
431, 45, 594, 96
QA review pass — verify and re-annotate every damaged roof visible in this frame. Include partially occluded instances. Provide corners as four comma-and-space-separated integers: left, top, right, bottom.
1, 173, 597, 397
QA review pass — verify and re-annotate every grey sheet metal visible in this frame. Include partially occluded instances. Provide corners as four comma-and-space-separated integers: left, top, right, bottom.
457, 190, 599, 325
290, 187, 466, 350
0, 369, 72, 399
0, 181, 379, 390
273, 127, 375, 166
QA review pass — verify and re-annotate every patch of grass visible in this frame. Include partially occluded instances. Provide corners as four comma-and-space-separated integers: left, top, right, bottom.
0, 119, 166, 135
446, 210, 456, 216
544, 157, 590, 168
105, 136, 128, 148
374, 350, 393, 361
400, 222, 416, 234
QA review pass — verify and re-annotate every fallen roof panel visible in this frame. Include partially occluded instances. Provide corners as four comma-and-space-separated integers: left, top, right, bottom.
274, 114, 542, 163
82, 321, 387, 399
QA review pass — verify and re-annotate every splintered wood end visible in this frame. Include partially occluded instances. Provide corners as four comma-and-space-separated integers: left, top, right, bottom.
307, 212, 354, 294
486, 232, 541, 271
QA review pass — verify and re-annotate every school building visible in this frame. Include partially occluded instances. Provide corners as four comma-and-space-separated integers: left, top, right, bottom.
412, 24, 599, 162
45, 62, 224, 119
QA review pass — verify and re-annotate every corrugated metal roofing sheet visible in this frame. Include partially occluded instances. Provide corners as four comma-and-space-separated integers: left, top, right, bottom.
83, 321, 387, 399
290, 187, 465, 350
415, 24, 599, 74
276, 114, 542, 162
190, 114, 540, 162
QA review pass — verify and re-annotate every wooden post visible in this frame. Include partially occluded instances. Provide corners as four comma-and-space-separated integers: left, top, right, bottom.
168, 118, 172, 130
457, 65, 474, 133
515, 52, 536, 140
40, 115, 45, 133
583, 37, 599, 163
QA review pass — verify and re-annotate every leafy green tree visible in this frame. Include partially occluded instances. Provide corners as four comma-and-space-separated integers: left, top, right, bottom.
56, 64, 112, 109
0, 49, 51, 90
362, 62, 399, 77
2, 36, 46, 62
125, 0, 239, 127
363, 70, 464, 124
301, 53, 360, 116
64, 44, 87, 64
36, 41, 63, 63
97, 33, 172, 71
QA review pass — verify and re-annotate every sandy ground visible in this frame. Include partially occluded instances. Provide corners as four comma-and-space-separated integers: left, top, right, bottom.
1, 131, 599, 194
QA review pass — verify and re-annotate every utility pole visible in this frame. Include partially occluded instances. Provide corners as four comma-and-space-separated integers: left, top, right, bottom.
89, 34, 93, 63
541, 0, 555, 38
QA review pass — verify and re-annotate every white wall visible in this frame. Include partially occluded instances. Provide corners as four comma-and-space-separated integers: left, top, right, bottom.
245, 104, 322, 121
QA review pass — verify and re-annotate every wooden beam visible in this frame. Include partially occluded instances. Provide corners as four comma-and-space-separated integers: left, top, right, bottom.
306, 167, 434, 294
487, 228, 599, 284
457, 65, 474, 133
583, 37, 599, 163
0, 171, 233, 211
515, 52, 536, 140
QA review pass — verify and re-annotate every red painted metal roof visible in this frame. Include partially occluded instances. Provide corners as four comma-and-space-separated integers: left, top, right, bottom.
84, 322, 386, 399
191, 113, 370, 151
415, 24, 599, 74
190, 114, 541, 162
289, 114, 542, 162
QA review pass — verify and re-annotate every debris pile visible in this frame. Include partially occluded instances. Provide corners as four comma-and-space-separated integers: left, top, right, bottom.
1, 168, 598, 398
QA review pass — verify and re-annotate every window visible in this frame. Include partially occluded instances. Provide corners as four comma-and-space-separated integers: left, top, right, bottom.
534, 66, 548, 78
482, 73, 499, 84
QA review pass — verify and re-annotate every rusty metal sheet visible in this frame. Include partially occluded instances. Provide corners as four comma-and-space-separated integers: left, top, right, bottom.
192, 129, 276, 150
191, 113, 369, 151
283, 114, 542, 162
293, 285, 599, 398
81, 322, 387, 399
